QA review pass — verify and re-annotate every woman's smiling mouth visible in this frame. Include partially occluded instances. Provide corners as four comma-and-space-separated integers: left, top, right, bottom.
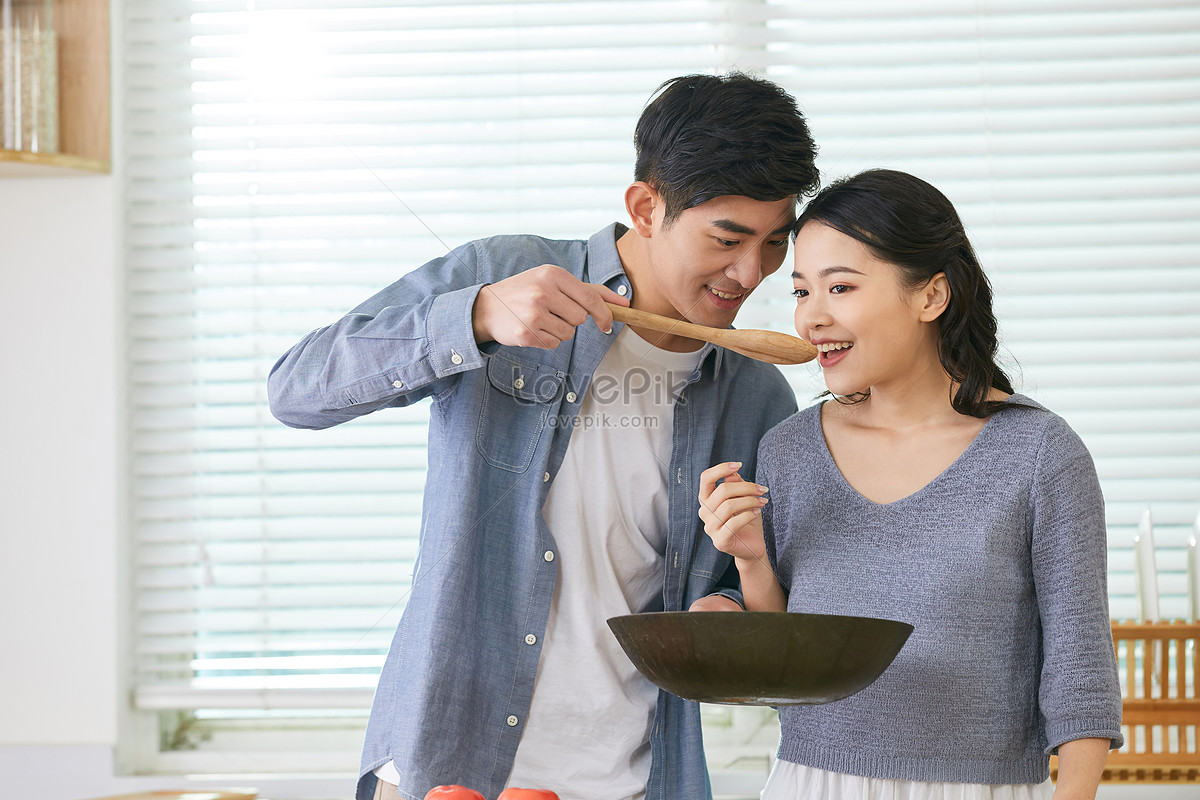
814, 341, 853, 367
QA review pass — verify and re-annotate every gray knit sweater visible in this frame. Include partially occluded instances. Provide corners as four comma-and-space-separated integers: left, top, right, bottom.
758, 395, 1123, 785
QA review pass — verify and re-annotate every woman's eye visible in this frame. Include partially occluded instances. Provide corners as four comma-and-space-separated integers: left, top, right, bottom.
791, 288, 808, 298
830, 284, 851, 294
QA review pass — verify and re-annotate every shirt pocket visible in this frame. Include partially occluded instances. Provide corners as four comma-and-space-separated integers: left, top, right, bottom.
688, 538, 728, 583
476, 351, 564, 472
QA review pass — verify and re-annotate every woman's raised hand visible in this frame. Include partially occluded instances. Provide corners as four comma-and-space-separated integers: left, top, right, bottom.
698, 462, 770, 565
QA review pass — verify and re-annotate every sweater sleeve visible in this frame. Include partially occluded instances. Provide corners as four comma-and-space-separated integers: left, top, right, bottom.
1030, 415, 1125, 753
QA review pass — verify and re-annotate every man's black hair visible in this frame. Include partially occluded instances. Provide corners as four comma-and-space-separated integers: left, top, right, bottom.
634, 72, 819, 224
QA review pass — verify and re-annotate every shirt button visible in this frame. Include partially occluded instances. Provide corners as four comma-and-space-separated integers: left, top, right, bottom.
507, 715, 519, 727
450, 349, 463, 365
543, 551, 555, 562
513, 377, 525, 390
617, 285, 628, 296
525, 634, 537, 645
566, 392, 577, 403
392, 380, 404, 389
543, 472, 550, 483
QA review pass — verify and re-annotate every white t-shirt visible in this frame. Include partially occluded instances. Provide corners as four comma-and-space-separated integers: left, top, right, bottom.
504, 325, 703, 800
375, 326, 701, 797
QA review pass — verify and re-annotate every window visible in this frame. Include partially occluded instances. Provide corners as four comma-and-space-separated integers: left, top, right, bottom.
123, 0, 1200, 773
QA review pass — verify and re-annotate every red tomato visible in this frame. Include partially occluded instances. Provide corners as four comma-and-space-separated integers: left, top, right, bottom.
424, 786, 486, 800
497, 790, 560, 800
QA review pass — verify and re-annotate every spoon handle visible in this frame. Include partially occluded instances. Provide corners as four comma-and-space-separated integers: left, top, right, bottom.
605, 303, 816, 366
607, 304, 719, 341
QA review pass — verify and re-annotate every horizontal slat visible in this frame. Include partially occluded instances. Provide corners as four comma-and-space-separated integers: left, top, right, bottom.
135, 686, 375, 710
134, 632, 401, 657
134, 585, 412, 612
136, 516, 424, 543
136, 538, 420, 566
134, 495, 425, 520
135, 603, 408, 631
764, 6, 1200, 38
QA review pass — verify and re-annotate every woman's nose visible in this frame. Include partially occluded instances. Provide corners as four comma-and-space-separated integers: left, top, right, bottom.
797, 295, 832, 332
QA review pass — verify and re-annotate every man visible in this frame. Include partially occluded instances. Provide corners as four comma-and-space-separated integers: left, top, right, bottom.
268, 72, 818, 800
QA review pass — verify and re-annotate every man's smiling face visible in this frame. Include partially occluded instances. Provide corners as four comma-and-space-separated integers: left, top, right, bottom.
637, 193, 796, 331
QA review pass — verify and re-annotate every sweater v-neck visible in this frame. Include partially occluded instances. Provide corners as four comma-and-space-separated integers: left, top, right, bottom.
813, 394, 1026, 508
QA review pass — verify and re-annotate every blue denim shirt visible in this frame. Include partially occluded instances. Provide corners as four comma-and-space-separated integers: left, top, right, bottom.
268, 224, 798, 800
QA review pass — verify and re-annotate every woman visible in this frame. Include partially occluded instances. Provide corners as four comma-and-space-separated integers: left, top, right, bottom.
698, 170, 1123, 800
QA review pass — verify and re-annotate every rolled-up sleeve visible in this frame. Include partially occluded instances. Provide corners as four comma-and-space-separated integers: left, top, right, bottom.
268, 242, 489, 430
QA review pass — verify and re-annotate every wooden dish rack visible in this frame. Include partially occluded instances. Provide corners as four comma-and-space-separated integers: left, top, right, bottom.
1050, 620, 1199, 784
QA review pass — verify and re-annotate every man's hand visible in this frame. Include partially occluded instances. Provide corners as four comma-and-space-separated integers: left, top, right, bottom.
689, 595, 743, 612
471, 265, 629, 349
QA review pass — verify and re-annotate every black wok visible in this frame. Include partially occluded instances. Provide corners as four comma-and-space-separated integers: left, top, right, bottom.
607, 611, 912, 706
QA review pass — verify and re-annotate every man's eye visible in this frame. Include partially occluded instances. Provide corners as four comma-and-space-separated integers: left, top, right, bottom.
768, 238, 788, 248
717, 238, 739, 247
791, 288, 808, 298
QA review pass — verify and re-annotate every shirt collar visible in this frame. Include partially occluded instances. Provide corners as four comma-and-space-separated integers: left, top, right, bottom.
585, 222, 630, 287
587, 222, 723, 378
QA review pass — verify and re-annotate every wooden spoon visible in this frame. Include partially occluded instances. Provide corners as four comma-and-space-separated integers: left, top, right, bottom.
606, 303, 816, 365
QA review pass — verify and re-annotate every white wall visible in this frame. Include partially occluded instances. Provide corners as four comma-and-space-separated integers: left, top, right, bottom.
0, 174, 125, 800
0, 5, 125, 796
0, 174, 121, 748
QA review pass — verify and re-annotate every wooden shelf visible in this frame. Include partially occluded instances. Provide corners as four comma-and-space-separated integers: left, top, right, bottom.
0, 148, 108, 175
1, 0, 111, 176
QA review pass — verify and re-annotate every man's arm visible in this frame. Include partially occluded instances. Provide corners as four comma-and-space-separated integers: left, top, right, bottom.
268, 243, 626, 430
267, 242, 491, 430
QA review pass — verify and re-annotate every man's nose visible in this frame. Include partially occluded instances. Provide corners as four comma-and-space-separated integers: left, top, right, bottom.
725, 250, 763, 289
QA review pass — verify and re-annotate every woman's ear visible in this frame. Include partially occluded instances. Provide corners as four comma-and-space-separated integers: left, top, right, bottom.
917, 272, 951, 322
625, 181, 662, 238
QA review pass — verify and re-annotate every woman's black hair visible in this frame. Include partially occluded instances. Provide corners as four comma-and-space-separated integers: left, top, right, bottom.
634, 72, 820, 223
795, 169, 1015, 418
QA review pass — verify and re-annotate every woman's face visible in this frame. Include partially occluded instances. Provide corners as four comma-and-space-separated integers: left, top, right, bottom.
791, 220, 943, 397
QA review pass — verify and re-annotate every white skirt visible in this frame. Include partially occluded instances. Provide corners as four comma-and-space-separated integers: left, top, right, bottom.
761, 760, 1055, 800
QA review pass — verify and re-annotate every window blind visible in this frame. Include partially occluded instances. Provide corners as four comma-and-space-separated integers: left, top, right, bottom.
123, 0, 776, 755
748, 0, 1200, 621
124, 0, 1200, 765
